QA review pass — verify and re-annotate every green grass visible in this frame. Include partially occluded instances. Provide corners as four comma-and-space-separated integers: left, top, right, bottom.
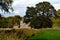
27, 29, 60, 40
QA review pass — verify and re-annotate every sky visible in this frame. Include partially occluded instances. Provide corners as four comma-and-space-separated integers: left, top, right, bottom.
1, 0, 60, 17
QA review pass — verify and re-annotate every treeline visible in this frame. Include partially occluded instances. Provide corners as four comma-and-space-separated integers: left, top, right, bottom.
52, 9, 60, 28
0, 15, 22, 28
0, 0, 60, 29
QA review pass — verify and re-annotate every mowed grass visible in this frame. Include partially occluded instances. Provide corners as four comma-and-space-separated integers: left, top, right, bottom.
27, 29, 60, 40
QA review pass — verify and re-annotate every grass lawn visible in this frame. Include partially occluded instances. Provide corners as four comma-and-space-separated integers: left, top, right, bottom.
27, 29, 60, 40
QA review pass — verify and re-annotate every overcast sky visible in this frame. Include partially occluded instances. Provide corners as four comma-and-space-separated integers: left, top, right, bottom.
1, 0, 60, 17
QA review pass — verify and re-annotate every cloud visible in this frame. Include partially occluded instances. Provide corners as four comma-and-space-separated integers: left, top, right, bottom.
2, 0, 60, 17
12, 0, 50, 17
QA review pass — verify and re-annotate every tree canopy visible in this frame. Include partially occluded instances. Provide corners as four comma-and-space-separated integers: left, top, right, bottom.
0, 0, 13, 12
24, 1, 56, 29
36, 2, 56, 16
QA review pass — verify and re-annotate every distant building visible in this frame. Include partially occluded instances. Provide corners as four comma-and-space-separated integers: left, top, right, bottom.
13, 18, 31, 29
20, 19, 31, 29
13, 23, 19, 28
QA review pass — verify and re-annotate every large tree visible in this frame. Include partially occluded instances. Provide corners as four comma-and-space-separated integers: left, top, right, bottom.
24, 1, 56, 29
29, 16, 53, 29
23, 7, 37, 23
0, 0, 13, 28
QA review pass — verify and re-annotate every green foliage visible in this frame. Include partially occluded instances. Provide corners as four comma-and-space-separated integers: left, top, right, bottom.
30, 16, 53, 29
24, 1, 55, 29
27, 29, 60, 40
0, 0, 13, 12
36, 1, 56, 16
0, 17, 8, 28
56, 9, 60, 18
0, 15, 21, 28
0, 14, 2, 18
51, 9, 60, 28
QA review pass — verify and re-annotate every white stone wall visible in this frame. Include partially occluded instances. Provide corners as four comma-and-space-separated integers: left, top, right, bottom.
13, 26, 19, 28
20, 20, 31, 29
